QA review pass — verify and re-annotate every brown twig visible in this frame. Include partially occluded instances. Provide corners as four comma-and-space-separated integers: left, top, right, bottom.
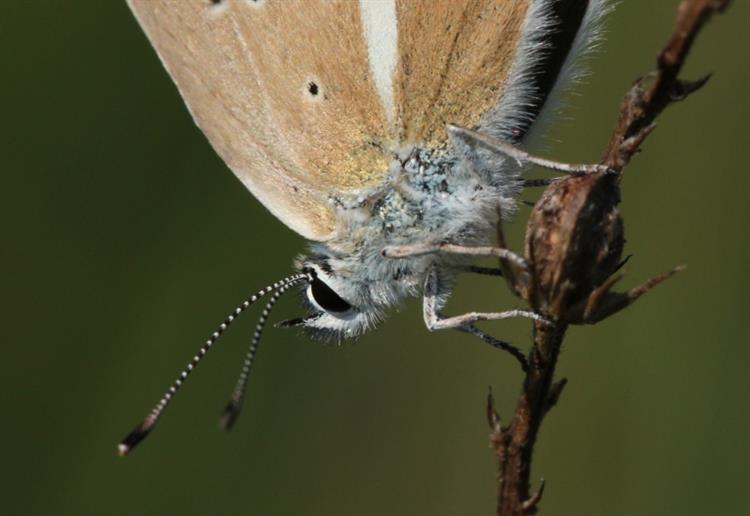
603, 0, 731, 170
489, 1, 731, 515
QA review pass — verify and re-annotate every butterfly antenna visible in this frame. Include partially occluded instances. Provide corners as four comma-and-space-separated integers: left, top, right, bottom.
219, 280, 296, 430
117, 272, 310, 457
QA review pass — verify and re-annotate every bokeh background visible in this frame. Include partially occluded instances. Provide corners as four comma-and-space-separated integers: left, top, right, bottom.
1, 2, 748, 515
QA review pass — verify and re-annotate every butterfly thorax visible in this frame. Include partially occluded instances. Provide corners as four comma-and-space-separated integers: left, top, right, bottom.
297, 143, 520, 340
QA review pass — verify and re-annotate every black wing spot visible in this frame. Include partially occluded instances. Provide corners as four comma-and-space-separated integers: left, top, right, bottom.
307, 81, 319, 97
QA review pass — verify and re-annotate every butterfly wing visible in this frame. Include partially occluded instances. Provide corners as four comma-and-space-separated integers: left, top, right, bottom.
127, 0, 391, 241
127, 0, 604, 240
392, 1, 531, 145
391, 0, 603, 146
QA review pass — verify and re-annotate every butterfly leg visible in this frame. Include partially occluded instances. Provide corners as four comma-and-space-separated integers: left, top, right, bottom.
457, 265, 503, 277
523, 177, 563, 187
457, 325, 528, 371
447, 124, 611, 175
422, 265, 549, 332
383, 242, 527, 270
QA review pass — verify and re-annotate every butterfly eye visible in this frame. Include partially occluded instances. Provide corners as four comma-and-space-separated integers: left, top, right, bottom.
309, 277, 352, 313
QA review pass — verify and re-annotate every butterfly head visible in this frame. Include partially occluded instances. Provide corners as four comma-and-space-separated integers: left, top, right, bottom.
279, 255, 390, 342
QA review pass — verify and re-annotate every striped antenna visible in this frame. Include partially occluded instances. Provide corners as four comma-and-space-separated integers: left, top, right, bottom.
117, 272, 310, 457
219, 281, 294, 430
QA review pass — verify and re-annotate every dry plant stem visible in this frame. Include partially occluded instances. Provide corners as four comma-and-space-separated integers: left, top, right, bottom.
603, 0, 731, 169
492, 1, 731, 514
495, 322, 566, 514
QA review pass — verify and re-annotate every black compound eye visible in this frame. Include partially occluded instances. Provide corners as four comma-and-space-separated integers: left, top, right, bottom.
309, 278, 352, 313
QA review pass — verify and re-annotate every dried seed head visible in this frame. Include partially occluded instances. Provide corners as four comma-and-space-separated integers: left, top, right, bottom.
524, 172, 624, 320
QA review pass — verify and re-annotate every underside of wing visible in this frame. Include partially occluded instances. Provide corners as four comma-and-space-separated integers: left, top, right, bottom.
390, 0, 605, 146
392, 0, 531, 146
127, 0, 606, 241
127, 0, 392, 241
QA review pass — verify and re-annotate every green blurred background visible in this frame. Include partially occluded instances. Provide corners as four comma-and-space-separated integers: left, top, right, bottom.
1, 2, 747, 515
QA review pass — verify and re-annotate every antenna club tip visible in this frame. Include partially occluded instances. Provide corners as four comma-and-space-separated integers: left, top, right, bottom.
117, 424, 152, 456
219, 403, 241, 431
117, 443, 131, 457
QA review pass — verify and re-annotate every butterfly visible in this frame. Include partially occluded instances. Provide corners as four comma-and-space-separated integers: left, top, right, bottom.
119, 0, 608, 455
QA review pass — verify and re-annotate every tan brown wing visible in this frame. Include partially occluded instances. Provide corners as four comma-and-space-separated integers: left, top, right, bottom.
127, 0, 599, 240
127, 0, 391, 241
393, 0, 531, 145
